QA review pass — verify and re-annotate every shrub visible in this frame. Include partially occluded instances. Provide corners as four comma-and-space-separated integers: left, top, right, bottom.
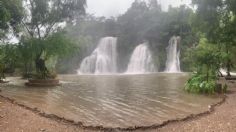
184, 37, 226, 94
185, 73, 217, 94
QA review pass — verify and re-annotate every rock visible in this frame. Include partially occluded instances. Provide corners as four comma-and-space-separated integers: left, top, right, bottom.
208, 105, 213, 111
40, 128, 46, 132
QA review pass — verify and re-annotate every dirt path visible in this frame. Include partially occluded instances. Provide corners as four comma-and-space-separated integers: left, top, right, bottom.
0, 81, 235, 132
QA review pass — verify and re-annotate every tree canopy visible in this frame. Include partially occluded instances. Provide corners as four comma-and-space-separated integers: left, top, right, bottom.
16, 0, 86, 79
64, 0, 196, 72
0, 0, 23, 40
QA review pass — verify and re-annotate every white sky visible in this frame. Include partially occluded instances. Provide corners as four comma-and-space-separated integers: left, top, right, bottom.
87, 0, 191, 17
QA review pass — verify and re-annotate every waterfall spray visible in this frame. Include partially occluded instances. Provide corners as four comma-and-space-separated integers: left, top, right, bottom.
126, 43, 155, 74
78, 37, 117, 74
165, 36, 181, 73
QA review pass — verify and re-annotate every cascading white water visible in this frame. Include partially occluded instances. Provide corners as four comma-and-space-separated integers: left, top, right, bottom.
165, 36, 181, 73
78, 37, 117, 74
126, 43, 155, 74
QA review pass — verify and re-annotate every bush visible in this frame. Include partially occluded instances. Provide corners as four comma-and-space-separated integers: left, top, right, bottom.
185, 73, 217, 94
184, 37, 225, 94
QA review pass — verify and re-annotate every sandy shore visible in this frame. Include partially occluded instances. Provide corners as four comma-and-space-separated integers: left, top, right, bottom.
0, 80, 235, 132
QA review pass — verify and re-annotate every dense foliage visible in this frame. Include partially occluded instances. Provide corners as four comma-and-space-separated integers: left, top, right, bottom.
18, 0, 86, 79
0, 0, 23, 80
0, 0, 86, 79
19, 32, 77, 78
184, 38, 225, 94
0, 44, 19, 80
184, 0, 236, 94
192, 0, 236, 76
64, 1, 197, 72
185, 73, 217, 94
0, 0, 23, 39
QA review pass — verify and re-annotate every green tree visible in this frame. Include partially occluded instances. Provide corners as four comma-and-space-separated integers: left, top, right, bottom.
0, 0, 23, 80
192, 0, 236, 76
185, 37, 224, 94
0, 0, 23, 39
20, 0, 86, 79
65, 0, 196, 72
0, 44, 19, 80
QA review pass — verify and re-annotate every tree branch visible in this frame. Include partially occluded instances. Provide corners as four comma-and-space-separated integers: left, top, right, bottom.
36, 24, 41, 39
21, 20, 34, 37
44, 22, 56, 38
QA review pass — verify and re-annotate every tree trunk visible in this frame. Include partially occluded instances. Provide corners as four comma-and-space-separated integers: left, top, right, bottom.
226, 59, 231, 77
226, 46, 231, 77
35, 52, 49, 79
206, 66, 209, 82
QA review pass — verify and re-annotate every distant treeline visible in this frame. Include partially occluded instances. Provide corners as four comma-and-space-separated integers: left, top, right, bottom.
59, 0, 197, 73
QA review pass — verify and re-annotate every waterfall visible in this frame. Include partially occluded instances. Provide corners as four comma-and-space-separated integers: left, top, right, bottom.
78, 37, 117, 74
126, 43, 155, 74
165, 36, 181, 73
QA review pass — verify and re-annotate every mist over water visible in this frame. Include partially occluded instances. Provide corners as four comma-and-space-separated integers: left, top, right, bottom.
79, 38, 157, 75
79, 36, 183, 74
165, 36, 181, 73
126, 43, 156, 74
78, 37, 117, 74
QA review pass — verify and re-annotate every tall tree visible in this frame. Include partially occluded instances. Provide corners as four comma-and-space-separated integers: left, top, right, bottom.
20, 0, 86, 78
192, 0, 236, 76
0, 0, 23, 40
0, 0, 23, 80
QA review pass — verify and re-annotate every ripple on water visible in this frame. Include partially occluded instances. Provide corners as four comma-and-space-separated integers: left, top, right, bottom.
0, 73, 220, 128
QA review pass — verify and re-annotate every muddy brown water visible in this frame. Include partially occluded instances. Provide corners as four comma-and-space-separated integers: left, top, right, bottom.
0, 73, 220, 128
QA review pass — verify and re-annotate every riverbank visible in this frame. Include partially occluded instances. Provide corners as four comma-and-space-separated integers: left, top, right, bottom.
0, 80, 235, 132
0, 96, 88, 132
157, 80, 236, 132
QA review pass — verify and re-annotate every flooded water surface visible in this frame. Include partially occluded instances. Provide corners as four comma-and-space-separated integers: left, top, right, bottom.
0, 73, 219, 128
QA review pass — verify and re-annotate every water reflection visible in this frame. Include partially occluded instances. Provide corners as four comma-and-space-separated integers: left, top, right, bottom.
0, 73, 219, 128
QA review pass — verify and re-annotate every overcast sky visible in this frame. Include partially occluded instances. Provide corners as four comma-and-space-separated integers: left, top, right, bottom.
87, 0, 191, 17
